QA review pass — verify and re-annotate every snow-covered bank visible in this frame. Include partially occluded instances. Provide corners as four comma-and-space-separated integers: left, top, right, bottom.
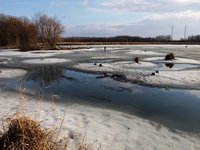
0, 68, 27, 79
74, 61, 158, 73
20, 52, 57, 58
144, 57, 200, 65
125, 50, 163, 55
127, 70, 200, 89
22, 58, 69, 64
74, 60, 200, 89
0, 90, 200, 150
0, 50, 24, 56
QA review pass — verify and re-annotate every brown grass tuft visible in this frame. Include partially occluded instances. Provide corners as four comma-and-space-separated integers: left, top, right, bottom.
78, 144, 88, 150
0, 115, 53, 150
0, 89, 91, 150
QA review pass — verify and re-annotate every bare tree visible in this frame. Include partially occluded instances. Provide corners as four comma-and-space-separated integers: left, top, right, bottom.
18, 17, 37, 50
0, 13, 64, 50
0, 14, 21, 48
34, 13, 64, 49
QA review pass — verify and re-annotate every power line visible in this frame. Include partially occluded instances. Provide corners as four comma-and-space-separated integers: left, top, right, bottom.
184, 25, 187, 40
171, 24, 174, 41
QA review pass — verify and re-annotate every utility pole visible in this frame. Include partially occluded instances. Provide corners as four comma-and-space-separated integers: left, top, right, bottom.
184, 25, 187, 40
171, 24, 174, 41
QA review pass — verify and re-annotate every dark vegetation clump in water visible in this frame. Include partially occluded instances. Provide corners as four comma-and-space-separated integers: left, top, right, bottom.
165, 63, 174, 68
165, 53, 175, 60
96, 72, 127, 82
134, 57, 139, 64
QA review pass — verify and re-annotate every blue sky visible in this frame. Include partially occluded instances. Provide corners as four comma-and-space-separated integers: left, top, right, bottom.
1, 0, 200, 39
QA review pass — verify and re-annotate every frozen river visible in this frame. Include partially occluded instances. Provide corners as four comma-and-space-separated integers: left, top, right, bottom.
0, 45, 200, 135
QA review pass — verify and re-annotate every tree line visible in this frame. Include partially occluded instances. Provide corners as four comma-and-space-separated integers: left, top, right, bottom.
63, 35, 200, 44
0, 13, 64, 50
187, 35, 200, 42
63, 35, 172, 43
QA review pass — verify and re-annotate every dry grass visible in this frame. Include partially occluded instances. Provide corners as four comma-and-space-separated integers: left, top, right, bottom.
77, 144, 89, 150
0, 88, 90, 150
0, 114, 53, 150
0, 113, 90, 150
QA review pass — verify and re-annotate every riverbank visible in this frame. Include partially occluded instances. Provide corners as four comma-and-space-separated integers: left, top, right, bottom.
59, 41, 200, 46
0, 89, 199, 150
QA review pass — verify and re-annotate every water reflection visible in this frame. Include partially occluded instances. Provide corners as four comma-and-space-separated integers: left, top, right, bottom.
26, 66, 63, 87
187, 90, 200, 99
165, 63, 174, 68
4, 67, 200, 133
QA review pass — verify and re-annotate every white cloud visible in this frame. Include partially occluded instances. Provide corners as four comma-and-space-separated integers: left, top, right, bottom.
172, 0, 200, 4
174, 10, 200, 19
65, 23, 132, 37
146, 10, 200, 21
100, 0, 200, 13
83, 0, 88, 6
64, 10, 200, 39
101, 0, 158, 12
87, 7, 109, 13
187, 91, 200, 99
50, 0, 68, 7
50, 0, 89, 7
63, 0, 200, 39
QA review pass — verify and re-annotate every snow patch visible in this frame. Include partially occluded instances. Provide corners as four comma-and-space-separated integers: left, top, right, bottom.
113, 61, 158, 68
22, 58, 69, 64
127, 70, 200, 89
0, 51, 24, 56
20, 52, 57, 58
126, 50, 163, 55
74, 61, 158, 73
0, 68, 27, 79
91, 56, 121, 59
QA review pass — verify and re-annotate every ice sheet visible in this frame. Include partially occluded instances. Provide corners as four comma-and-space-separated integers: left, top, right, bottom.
0, 90, 199, 150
